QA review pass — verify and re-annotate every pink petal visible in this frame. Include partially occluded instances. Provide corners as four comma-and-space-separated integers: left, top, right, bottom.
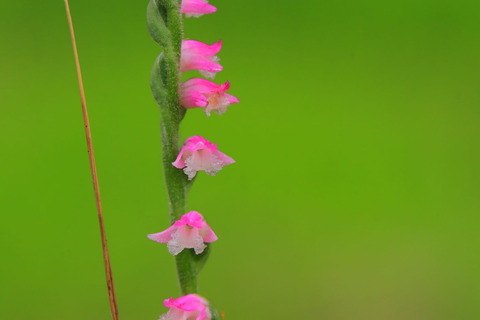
217, 81, 231, 92
198, 308, 211, 320
214, 150, 236, 166
180, 211, 207, 229
180, 87, 209, 109
181, 54, 223, 73
202, 225, 218, 243
185, 136, 218, 152
181, 0, 217, 16
165, 308, 184, 320
147, 225, 177, 243
164, 294, 208, 311
185, 135, 209, 148
225, 93, 240, 104
182, 78, 221, 94
183, 40, 222, 56
172, 149, 187, 168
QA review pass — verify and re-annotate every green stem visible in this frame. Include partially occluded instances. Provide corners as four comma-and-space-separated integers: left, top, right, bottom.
160, 0, 183, 53
175, 250, 198, 293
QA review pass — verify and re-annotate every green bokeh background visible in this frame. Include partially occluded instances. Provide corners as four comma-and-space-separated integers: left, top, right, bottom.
1, 0, 480, 319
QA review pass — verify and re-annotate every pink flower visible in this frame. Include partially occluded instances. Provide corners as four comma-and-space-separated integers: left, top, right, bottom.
181, 40, 223, 79
181, 0, 217, 18
181, 79, 240, 116
160, 294, 211, 320
147, 211, 218, 255
172, 135, 235, 180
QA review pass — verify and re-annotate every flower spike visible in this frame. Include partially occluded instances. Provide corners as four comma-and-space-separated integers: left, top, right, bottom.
148, 211, 218, 255
181, 78, 240, 116
160, 294, 211, 320
181, 0, 217, 18
181, 40, 223, 79
172, 136, 235, 180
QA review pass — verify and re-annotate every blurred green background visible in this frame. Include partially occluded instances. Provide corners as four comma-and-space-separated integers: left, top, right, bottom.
1, 0, 480, 319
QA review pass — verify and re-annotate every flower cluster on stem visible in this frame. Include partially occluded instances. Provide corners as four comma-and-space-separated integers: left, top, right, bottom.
147, 0, 238, 318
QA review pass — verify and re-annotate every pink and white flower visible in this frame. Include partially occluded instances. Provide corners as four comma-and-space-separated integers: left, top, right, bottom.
181, 40, 223, 79
160, 294, 211, 320
181, 79, 240, 116
172, 135, 235, 180
147, 211, 218, 255
181, 0, 217, 18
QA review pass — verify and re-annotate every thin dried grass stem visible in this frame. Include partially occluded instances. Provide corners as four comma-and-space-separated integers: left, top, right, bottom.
64, 1, 119, 319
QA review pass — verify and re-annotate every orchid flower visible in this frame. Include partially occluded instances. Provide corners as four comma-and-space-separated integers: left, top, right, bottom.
148, 211, 218, 255
181, 79, 240, 116
181, 40, 223, 79
160, 294, 211, 320
172, 135, 235, 180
